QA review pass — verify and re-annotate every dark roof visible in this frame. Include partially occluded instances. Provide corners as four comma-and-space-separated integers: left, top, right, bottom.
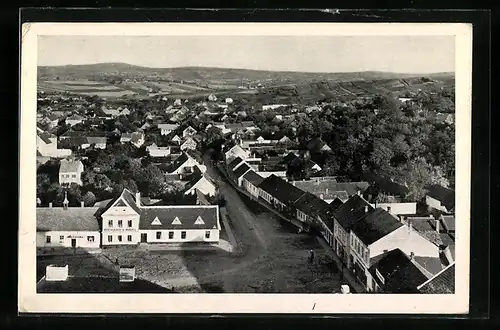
369, 249, 428, 293
242, 170, 265, 186
232, 163, 251, 179
37, 207, 100, 232
440, 215, 455, 232
292, 180, 369, 198
101, 189, 142, 215
228, 156, 244, 171
282, 152, 299, 164
363, 172, 409, 196
293, 192, 330, 219
329, 198, 344, 210
259, 175, 306, 206
418, 263, 455, 294
333, 195, 375, 231
426, 185, 455, 210
37, 276, 174, 293
139, 206, 219, 230
413, 256, 444, 277
351, 208, 404, 245
166, 153, 189, 173
38, 131, 55, 144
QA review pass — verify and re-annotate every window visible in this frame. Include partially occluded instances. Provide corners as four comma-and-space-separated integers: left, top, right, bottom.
108, 235, 112, 242
205, 231, 211, 239
181, 231, 186, 239
59, 235, 64, 241
156, 231, 162, 239
108, 220, 113, 228
168, 231, 174, 239
46, 235, 51, 243
87, 236, 94, 242
72, 174, 76, 178
127, 235, 132, 242
128, 220, 133, 228
118, 235, 122, 242
118, 220, 123, 228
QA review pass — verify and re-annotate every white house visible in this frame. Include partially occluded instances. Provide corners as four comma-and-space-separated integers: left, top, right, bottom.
225, 144, 250, 164
120, 132, 145, 148
65, 114, 85, 127
349, 208, 442, 292
174, 99, 182, 106
100, 189, 220, 245
158, 123, 179, 136
182, 126, 197, 138
180, 137, 197, 151
37, 131, 72, 158
171, 134, 182, 145
168, 153, 205, 175
208, 94, 217, 102
58, 159, 84, 186
184, 175, 217, 197
425, 185, 455, 214
225, 98, 233, 104
36, 203, 101, 250
369, 202, 417, 216
242, 170, 265, 199
146, 143, 171, 157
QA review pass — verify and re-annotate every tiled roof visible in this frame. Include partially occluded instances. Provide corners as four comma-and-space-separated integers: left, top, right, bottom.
259, 175, 306, 206
413, 256, 444, 277
166, 153, 189, 173
333, 195, 375, 231
59, 160, 83, 173
232, 163, 251, 179
228, 157, 244, 171
441, 215, 455, 232
418, 263, 455, 294
351, 208, 404, 245
293, 192, 329, 216
369, 249, 428, 293
242, 170, 265, 186
292, 180, 369, 198
101, 189, 142, 215
329, 198, 344, 210
38, 131, 55, 144
363, 172, 409, 196
139, 206, 219, 230
37, 207, 100, 232
426, 185, 455, 211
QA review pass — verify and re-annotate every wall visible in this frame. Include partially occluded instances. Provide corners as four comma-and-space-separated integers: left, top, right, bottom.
149, 148, 171, 157
426, 196, 448, 212
369, 225, 440, 261
37, 231, 101, 248
141, 229, 220, 243
171, 157, 199, 174
243, 180, 260, 199
59, 171, 82, 186
101, 204, 141, 246
256, 171, 287, 178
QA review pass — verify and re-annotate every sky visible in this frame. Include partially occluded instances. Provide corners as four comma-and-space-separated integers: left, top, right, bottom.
38, 35, 455, 74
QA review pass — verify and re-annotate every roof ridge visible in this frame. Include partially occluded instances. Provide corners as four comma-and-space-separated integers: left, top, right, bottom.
416, 261, 455, 290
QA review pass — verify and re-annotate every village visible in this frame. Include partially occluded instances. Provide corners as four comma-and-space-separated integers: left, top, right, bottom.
36, 82, 456, 294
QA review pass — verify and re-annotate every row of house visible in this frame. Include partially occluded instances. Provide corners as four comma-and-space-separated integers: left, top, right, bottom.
36, 188, 221, 251
225, 157, 455, 293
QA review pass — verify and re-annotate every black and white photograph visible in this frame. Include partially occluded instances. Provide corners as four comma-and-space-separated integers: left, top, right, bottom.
19, 22, 472, 314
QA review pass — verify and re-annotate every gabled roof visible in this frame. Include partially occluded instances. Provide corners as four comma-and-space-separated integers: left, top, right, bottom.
38, 131, 56, 144
292, 180, 369, 198
101, 188, 142, 215
363, 172, 410, 197
369, 249, 428, 293
59, 159, 83, 173
329, 197, 344, 210
228, 157, 244, 171
37, 207, 100, 232
351, 208, 404, 245
139, 206, 219, 230
418, 263, 455, 294
333, 195, 375, 231
426, 185, 455, 211
232, 163, 251, 179
293, 192, 330, 219
259, 175, 306, 206
242, 170, 265, 186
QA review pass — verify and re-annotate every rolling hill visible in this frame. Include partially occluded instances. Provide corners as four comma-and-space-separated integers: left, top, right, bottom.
37, 63, 454, 85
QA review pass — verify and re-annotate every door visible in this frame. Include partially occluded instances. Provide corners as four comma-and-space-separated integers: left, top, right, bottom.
141, 233, 147, 243
71, 239, 77, 248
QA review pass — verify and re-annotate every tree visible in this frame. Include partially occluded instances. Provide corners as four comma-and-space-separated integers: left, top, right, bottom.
67, 183, 83, 206
82, 191, 96, 207
369, 138, 394, 173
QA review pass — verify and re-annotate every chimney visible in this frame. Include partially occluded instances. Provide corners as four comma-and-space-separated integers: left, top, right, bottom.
316, 177, 320, 183
357, 190, 361, 196
80, 201, 85, 208
49, 202, 53, 208
410, 252, 414, 260
386, 206, 392, 214
319, 193, 324, 200
435, 219, 440, 233
135, 192, 141, 207
364, 206, 369, 213
63, 192, 69, 210
325, 188, 329, 194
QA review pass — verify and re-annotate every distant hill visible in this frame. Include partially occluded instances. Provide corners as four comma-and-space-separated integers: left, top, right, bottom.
37, 62, 454, 84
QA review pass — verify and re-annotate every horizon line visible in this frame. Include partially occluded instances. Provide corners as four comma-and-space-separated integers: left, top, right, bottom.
37, 61, 455, 75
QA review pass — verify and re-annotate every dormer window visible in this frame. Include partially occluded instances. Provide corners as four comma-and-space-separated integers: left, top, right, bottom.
151, 217, 162, 225
194, 216, 205, 225
172, 217, 182, 225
